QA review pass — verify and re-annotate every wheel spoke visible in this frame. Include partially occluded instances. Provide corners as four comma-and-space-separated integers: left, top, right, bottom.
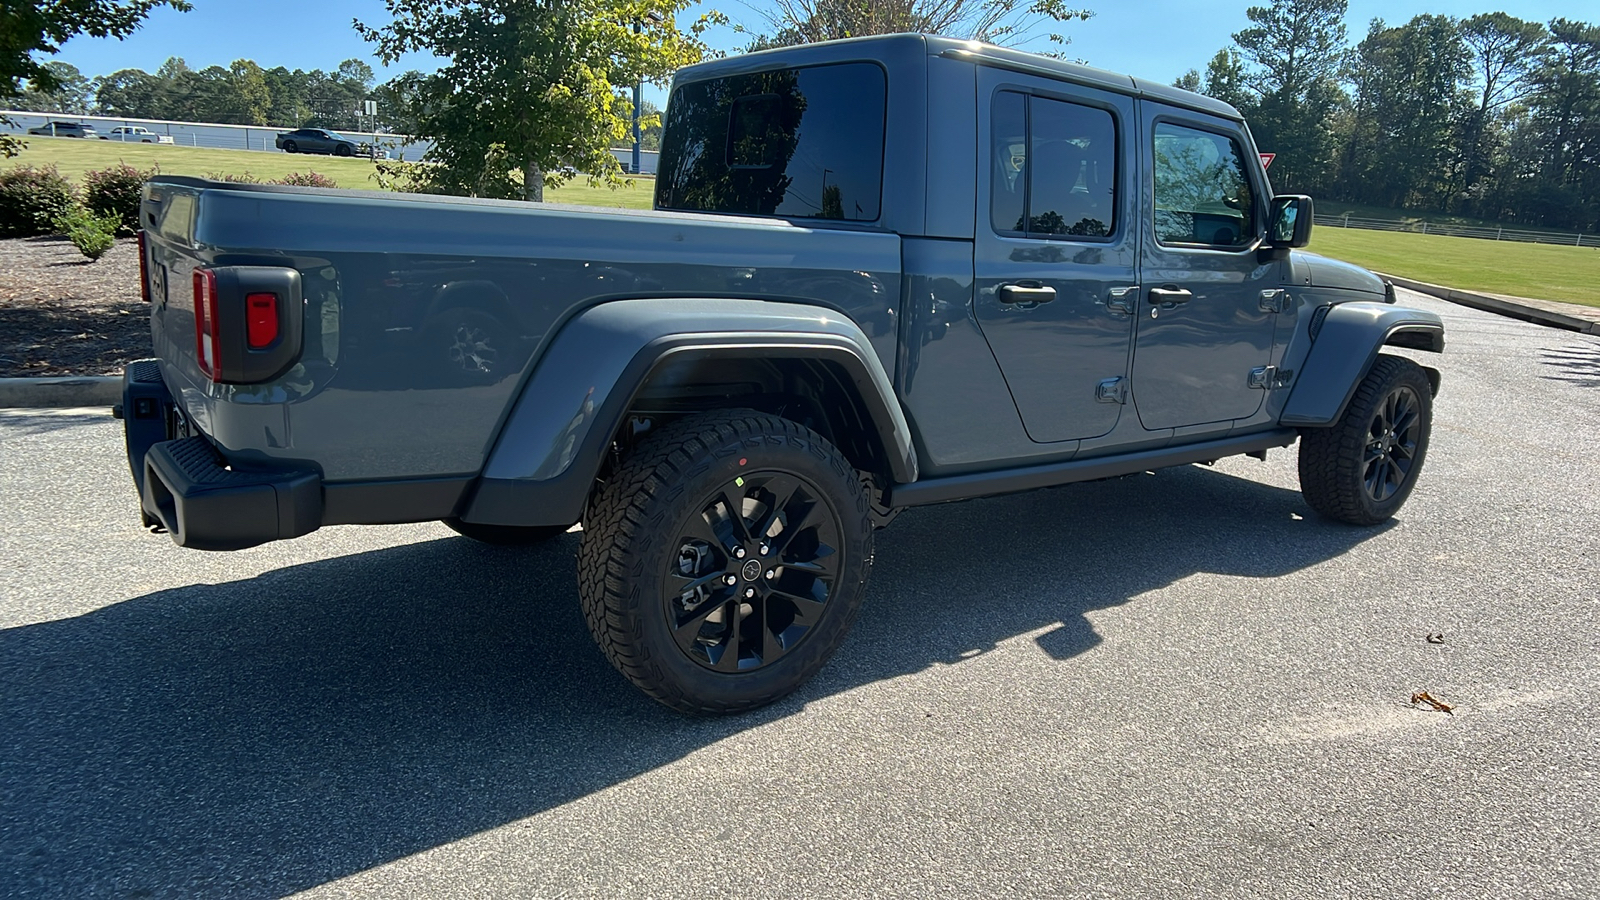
681, 510, 725, 553
782, 544, 839, 577
667, 569, 728, 595
751, 475, 802, 540
672, 595, 731, 653
714, 599, 745, 672
760, 598, 785, 664
717, 491, 753, 544
770, 499, 821, 557
772, 588, 827, 626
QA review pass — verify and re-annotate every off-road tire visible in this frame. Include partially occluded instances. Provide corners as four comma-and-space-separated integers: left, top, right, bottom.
1299, 354, 1433, 525
578, 409, 874, 715
441, 518, 569, 545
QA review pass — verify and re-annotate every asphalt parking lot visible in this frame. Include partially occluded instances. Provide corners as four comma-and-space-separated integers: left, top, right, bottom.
2, 290, 1596, 899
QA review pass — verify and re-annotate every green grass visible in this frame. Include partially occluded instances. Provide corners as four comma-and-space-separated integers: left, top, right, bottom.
2, 135, 657, 207
1309, 226, 1600, 307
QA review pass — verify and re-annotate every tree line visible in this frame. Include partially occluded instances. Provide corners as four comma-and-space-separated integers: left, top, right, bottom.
1176, 0, 1600, 233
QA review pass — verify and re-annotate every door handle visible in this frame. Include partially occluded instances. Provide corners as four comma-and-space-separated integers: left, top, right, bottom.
1148, 286, 1193, 306
998, 282, 1057, 305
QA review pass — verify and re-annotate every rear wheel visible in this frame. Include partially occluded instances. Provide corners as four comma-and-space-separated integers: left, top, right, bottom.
1299, 355, 1433, 525
442, 518, 569, 545
283, 141, 298, 153
578, 409, 874, 714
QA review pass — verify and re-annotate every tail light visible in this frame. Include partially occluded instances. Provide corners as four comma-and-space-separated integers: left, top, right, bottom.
137, 230, 151, 303
188, 266, 304, 384
193, 268, 221, 379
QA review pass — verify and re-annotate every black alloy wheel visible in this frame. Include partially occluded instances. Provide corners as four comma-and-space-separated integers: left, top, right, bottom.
283, 140, 298, 153
579, 409, 874, 714
335, 144, 354, 157
665, 470, 843, 673
1299, 354, 1433, 525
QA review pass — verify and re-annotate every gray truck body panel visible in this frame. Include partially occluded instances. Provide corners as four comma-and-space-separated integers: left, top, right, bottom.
129, 33, 1442, 549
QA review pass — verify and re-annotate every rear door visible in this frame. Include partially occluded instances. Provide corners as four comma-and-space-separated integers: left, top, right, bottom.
1129, 105, 1280, 431
972, 68, 1138, 444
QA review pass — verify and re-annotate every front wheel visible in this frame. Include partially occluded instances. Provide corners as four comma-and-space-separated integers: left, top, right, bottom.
578, 409, 874, 714
335, 144, 353, 157
1298, 355, 1433, 525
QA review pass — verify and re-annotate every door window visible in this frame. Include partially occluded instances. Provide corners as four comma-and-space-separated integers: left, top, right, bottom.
1152, 122, 1256, 247
990, 91, 1118, 239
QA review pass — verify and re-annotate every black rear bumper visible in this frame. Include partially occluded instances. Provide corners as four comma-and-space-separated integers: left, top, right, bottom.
121, 362, 322, 551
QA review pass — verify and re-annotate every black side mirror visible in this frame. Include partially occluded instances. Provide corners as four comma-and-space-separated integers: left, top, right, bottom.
1268, 195, 1313, 248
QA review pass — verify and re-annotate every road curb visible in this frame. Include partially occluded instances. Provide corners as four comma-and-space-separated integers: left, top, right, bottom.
0, 376, 120, 409
1378, 273, 1600, 335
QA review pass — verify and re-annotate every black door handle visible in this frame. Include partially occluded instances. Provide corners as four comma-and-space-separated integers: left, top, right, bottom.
1148, 286, 1193, 306
998, 282, 1057, 305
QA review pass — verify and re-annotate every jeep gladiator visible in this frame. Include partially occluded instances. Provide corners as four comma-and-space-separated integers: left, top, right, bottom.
121, 34, 1445, 713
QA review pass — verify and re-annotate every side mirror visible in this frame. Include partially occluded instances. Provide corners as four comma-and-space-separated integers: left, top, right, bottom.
1268, 194, 1313, 248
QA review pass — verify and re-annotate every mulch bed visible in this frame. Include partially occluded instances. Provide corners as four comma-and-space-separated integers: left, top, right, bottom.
0, 236, 148, 377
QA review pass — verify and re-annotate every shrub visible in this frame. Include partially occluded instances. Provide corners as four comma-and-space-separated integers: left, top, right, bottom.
205, 171, 265, 184
0, 165, 75, 238
83, 163, 157, 236
276, 171, 339, 188
55, 206, 120, 261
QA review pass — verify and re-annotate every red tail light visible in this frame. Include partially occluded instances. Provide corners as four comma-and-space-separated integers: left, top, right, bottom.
137, 230, 151, 303
246, 293, 279, 348
193, 268, 220, 379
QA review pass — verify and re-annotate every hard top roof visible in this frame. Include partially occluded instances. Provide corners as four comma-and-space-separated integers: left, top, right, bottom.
671, 33, 1243, 122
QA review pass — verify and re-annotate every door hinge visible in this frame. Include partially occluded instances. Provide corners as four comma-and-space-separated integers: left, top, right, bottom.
1249, 366, 1295, 389
1259, 289, 1289, 313
1096, 376, 1127, 404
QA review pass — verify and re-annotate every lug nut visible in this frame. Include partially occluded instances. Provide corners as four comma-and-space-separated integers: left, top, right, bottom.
734, 547, 746, 559
759, 543, 771, 555
765, 569, 775, 580
744, 587, 756, 599
724, 574, 738, 586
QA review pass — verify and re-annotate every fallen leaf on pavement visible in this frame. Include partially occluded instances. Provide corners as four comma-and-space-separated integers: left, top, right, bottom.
1410, 691, 1454, 715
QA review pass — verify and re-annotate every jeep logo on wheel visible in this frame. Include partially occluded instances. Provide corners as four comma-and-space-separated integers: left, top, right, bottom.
740, 560, 763, 582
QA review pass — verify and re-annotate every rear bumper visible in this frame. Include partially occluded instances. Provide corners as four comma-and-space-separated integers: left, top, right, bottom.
121, 361, 323, 551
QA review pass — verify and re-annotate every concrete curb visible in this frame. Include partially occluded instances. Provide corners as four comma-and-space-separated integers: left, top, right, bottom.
1378, 273, 1600, 335
0, 376, 120, 409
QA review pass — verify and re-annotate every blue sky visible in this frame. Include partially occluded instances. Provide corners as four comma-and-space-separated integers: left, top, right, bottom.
56, 0, 1578, 109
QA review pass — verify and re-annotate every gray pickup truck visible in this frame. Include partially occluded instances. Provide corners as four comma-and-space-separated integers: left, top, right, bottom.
121, 34, 1444, 714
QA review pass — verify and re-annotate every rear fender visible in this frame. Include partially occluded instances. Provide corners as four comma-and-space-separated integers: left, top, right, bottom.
1281, 301, 1444, 427
462, 298, 917, 527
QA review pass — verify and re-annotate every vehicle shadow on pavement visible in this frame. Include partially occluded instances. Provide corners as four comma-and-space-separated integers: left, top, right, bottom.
0, 463, 1384, 897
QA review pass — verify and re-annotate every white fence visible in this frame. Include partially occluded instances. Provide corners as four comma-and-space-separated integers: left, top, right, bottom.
3, 109, 661, 174
1315, 213, 1599, 248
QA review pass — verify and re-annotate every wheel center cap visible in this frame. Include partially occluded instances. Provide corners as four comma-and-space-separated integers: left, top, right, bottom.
740, 560, 763, 582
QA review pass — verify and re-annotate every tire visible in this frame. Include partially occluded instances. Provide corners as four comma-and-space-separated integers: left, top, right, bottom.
442, 518, 569, 545
1298, 354, 1433, 525
283, 141, 298, 153
335, 144, 353, 157
578, 409, 874, 714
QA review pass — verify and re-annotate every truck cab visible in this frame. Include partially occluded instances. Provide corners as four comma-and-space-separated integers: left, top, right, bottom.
122, 35, 1443, 714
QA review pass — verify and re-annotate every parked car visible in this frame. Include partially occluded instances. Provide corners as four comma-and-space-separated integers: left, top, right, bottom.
27, 121, 97, 138
103, 126, 174, 144
125, 34, 1445, 715
275, 128, 358, 156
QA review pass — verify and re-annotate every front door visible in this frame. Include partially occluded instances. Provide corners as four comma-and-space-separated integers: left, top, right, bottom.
1131, 105, 1280, 431
972, 70, 1138, 444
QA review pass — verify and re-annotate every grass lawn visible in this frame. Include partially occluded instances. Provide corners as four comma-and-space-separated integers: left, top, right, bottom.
1308, 227, 1600, 307
3, 135, 657, 208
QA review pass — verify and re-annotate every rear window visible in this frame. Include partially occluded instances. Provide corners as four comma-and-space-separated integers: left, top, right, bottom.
655, 62, 887, 221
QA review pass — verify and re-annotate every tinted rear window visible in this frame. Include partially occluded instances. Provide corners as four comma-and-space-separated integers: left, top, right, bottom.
655, 62, 886, 221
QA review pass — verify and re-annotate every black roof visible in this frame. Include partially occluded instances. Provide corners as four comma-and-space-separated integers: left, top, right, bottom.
672, 33, 1243, 122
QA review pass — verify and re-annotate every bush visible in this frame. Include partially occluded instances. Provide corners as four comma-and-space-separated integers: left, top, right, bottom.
55, 206, 120, 261
276, 171, 339, 188
0, 165, 75, 238
205, 171, 265, 184
83, 163, 157, 236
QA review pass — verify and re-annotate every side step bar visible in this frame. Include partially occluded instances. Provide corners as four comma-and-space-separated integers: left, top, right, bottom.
887, 428, 1299, 508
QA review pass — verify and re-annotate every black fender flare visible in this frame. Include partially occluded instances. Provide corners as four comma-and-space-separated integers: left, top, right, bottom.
1280, 301, 1445, 427
461, 297, 917, 527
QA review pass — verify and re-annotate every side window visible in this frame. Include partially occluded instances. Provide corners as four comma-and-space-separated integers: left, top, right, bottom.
990, 91, 1118, 239
1152, 122, 1256, 247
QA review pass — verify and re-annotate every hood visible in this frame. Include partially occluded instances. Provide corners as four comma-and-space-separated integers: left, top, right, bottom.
1291, 252, 1386, 296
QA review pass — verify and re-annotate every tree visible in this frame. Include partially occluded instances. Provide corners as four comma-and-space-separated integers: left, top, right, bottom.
1201, 47, 1251, 112
1521, 18, 1600, 230
1456, 14, 1548, 206
746, 0, 1091, 53
92, 66, 161, 116
357, 0, 715, 202
1172, 69, 1201, 92
11, 60, 91, 111
1232, 0, 1349, 193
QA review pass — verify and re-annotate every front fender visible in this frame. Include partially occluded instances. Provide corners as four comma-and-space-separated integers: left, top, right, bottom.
462, 298, 917, 528
1280, 301, 1444, 427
